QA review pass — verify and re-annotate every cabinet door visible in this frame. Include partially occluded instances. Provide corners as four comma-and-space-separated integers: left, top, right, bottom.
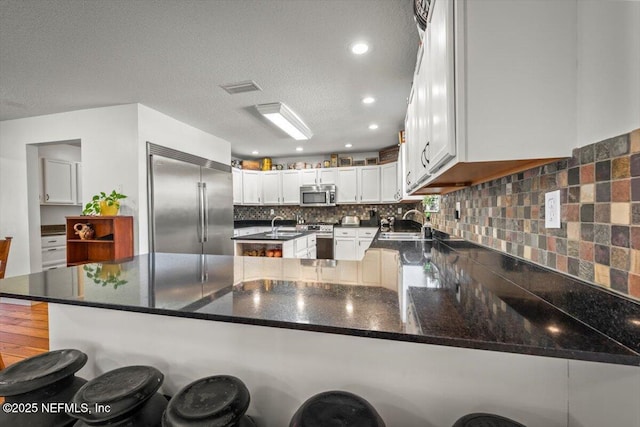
428, 0, 456, 173
242, 171, 261, 204
281, 170, 301, 204
337, 168, 357, 204
300, 170, 318, 185
381, 162, 398, 202
404, 88, 418, 192
75, 162, 82, 205
416, 28, 432, 184
358, 166, 380, 203
232, 168, 243, 204
318, 169, 337, 185
334, 238, 356, 261
262, 171, 281, 205
42, 158, 75, 204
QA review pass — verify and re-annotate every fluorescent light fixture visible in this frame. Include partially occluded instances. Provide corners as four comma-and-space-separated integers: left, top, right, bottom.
296, 147, 303, 152
345, 143, 353, 148
256, 102, 312, 140
362, 96, 375, 104
368, 123, 379, 130
351, 42, 369, 55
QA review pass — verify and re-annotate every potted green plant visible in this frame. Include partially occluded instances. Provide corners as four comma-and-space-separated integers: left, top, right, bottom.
82, 190, 127, 216
423, 195, 440, 212
83, 263, 128, 289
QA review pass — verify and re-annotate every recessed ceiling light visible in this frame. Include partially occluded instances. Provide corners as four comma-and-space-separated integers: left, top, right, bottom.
296, 147, 303, 152
252, 150, 259, 155
362, 97, 375, 104
350, 42, 369, 55
368, 123, 379, 130
345, 143, 353, 148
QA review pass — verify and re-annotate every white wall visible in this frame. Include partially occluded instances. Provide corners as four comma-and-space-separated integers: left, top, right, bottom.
0, 104, 139, 277
577, 0, 640, 146
136, 104, 231, 254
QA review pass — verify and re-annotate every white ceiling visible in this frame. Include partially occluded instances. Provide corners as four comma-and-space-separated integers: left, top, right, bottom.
0, 0, 419, 158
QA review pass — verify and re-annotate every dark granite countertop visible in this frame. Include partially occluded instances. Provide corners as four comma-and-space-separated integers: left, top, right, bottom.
234, 220, 297, 229
231, 230, 314, 241
41, 224, 66, 236
1, 238, 638, 366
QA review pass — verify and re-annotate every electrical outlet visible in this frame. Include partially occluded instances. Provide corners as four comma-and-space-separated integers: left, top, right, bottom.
455, 202, 461, 220
398, 207, 402, 214
270, 208, 275, 215
545, 190, 561, 228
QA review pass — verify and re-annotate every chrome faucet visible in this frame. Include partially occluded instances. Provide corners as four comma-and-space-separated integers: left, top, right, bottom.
402, 209, 425, 224
271, 215, 284, 234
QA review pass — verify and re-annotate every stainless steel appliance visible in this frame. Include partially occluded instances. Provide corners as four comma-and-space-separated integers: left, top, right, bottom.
298, 223, 334, 259
147, 143, 233, 255
300, 184, 336, 207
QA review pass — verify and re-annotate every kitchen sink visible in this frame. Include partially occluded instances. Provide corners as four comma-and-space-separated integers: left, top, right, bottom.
263, 232, 302, 238
377, 232, 426, 241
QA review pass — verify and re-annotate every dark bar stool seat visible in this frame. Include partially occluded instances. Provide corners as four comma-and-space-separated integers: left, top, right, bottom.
0, 349, 88, 427
67, 365, 168, 426
289, 390, 386, 427
452, 413, 526, 427
162, 375, 255, 427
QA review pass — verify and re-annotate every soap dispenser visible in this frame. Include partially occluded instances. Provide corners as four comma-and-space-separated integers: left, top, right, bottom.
423, 213, 433, 239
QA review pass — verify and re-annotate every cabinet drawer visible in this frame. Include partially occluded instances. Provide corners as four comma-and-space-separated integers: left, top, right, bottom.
41, 235, 66, 248
334, 228, 356, 238
42, 246, 66, 264
356, 228, 378, 239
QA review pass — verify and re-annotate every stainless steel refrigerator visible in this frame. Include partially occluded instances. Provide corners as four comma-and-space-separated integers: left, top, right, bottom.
147, 143, 234, 256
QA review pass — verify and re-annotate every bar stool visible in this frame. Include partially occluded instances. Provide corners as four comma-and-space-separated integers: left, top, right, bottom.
0, 349, 88, 427
452, 413, 526, 427
67, 365, 168, 426
289, 390, 386, 427
162, 375, 256, 426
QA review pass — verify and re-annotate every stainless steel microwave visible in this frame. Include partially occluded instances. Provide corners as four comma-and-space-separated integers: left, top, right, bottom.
300, 184, 336, 207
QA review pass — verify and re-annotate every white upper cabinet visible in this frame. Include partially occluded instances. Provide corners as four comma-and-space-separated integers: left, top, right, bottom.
318, 169, 337, 185
300, 169, 318, 186
75, 162, 82, 205
336, 168, 358, 204
262, 171, 281, 205
241, 170, 261, 205
358, 166, 380, 203
281, 170, 301, 204
406, 0, 578, 191
41, 158, 75, 204
300, 169, 336, 186
426, 0, 455, 174
232, 168, 243, 204
381, 162, 398, 202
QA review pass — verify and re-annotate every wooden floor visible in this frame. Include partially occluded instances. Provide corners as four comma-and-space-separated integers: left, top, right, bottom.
0, 302, 49, 369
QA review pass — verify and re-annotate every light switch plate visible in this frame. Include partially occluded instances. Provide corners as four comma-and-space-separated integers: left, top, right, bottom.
545, 190, 561, 229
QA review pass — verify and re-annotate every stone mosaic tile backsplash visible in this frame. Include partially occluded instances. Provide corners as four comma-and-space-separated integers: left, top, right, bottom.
234, 203, 420, 225
431, 129, 640, 301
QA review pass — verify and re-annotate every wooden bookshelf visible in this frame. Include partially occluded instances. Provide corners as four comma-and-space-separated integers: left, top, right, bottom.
66, 216, 133, 266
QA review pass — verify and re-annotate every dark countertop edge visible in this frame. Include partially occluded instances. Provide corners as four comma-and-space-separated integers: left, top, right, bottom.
4, 291, 638, 367
231, 230, 315, 241
41, 232, 66, 236
234, 220, 298, 228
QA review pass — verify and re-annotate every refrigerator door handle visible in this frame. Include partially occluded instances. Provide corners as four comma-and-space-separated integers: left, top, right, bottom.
202, 182, 209, 242
197, 182, 204, 243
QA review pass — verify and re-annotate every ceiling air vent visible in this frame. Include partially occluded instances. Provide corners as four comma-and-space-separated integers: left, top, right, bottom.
219, 80, 263, 95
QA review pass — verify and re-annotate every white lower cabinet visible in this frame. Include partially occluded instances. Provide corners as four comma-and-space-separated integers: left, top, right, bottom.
41, 235, 67, 270
333, 228, 377, 261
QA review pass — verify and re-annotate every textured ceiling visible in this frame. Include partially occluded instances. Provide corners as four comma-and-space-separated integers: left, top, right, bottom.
0, 0, 419, 158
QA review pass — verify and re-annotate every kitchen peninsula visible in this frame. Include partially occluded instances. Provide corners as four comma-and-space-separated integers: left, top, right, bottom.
1, 235, 638, 426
